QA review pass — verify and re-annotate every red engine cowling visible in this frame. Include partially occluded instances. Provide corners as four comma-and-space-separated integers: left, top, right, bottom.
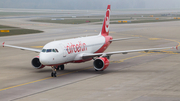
31, 56, 45, 69
93, 57, 109, 71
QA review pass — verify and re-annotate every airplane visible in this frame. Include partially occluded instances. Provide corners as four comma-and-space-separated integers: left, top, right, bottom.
2, 5, 178, 77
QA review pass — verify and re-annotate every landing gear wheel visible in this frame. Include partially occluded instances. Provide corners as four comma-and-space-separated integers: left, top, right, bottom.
51, 72, 54, 77
60, 65, 64, 70
58, 65, 65, 70
54, 72, 57, 77
56, 67, 59, 70
51, 72, 56, 77
95, 69, 98, 71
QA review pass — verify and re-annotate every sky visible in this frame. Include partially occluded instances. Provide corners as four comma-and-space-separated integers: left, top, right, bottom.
0, 0, 180, 10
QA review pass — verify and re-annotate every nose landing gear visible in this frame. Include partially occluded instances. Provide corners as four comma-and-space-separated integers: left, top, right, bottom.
51, 71, 56, 77
51, 65, 65, 77
51, 66, 57, 77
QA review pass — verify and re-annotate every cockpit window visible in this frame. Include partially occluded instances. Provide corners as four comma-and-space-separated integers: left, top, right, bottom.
42, 49, 46, 52
52, 49, 56, 52
55, 49, 59, 52
41, 49, 59, 53
46, 49, 51, 52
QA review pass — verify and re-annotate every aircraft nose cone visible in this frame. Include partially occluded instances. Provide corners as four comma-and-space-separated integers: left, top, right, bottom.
39, 53, 50, 65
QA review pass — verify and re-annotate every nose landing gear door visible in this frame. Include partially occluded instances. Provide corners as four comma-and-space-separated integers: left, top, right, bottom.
63, 48, 67, 57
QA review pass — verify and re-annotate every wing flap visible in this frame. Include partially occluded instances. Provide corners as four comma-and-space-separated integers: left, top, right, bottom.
105, 47, 174, 55
82, 53, 102, 59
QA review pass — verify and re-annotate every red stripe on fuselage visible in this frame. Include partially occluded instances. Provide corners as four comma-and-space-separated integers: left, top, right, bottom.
45, 58, 92, 66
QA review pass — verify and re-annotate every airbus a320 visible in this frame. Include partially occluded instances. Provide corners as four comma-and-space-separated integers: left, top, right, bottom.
3, 5, 178, 77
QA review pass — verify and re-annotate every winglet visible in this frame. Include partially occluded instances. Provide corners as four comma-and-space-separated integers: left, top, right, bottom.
172, 44, 178, 50
176, 44, 178, 50
2, 42, 5, 47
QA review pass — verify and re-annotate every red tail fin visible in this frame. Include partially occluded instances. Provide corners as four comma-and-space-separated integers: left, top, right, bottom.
101, 5, 111, 36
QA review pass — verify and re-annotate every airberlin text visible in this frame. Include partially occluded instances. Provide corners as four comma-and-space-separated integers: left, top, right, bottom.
66, 41, 87, 54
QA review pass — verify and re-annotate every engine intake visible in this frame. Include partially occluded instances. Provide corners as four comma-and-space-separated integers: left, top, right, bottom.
93, 57, 109, 71
31, 56, 45, 69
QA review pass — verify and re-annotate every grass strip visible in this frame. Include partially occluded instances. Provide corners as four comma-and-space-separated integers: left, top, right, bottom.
0, 29, 43, 37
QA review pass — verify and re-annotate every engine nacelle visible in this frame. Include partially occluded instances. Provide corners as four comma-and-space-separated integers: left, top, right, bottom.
31, 56, 45, 69
93, 57, 109, 71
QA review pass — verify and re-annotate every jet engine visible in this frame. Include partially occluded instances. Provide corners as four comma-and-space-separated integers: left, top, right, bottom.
31, 56, 45, 69
93, 57, 109, 71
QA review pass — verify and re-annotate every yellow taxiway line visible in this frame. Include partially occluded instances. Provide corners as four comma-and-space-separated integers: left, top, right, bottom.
0, 53, 150, 92
0, 66, 93, 92
31, 46, 44, 48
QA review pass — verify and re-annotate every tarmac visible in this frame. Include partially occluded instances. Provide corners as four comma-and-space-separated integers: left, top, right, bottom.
0, 10, 180, 101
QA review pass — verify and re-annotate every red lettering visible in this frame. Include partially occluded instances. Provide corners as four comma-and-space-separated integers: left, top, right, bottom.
70, 43, 74, 53
66, 41, 87, 54
67, 44, 71, 54
78, 41, 82, 52
82, 43, 87, 51
73, 44, 77, 53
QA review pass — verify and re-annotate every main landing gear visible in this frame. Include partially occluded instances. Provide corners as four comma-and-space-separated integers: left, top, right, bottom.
51, 65, 65, 77
56, 65, 65, 70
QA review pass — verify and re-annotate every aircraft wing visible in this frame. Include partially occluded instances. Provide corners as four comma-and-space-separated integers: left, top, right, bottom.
2, 42, 41, 53
110, 37, 139, 42
82, 46, 178, 59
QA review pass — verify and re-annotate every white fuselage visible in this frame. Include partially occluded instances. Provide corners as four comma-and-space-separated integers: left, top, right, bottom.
39, 35, 106, 66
